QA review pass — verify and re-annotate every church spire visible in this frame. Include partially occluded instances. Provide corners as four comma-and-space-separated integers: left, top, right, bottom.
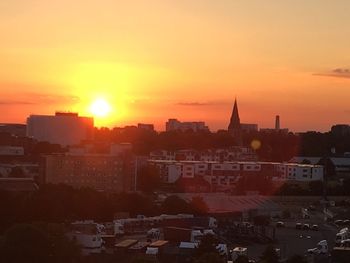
228, 98, 242, 146
228, 98, 241, 131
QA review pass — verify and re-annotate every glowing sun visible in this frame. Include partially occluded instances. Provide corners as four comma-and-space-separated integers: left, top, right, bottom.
90, 98, 111, 117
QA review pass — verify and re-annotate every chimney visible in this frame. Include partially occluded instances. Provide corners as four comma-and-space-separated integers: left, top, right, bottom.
275, 115, 280, 130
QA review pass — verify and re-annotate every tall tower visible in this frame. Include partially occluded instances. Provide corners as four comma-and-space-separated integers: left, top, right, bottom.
275, 115, 280, 130
228, 98, 242, 145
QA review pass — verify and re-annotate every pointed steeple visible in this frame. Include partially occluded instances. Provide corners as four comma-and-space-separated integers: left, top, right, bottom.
228, 98, 242, 146
228, 98, 241, 131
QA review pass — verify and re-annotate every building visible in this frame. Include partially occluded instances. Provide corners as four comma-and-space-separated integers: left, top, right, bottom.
0, 146, 24, 156
290, 156, 350, 178
0, 163, 39, 179
331, 124, 350, 136
137, 123, 155, 131
148, 160, 323, 192
165, 119, 209, 132
0, 178, 38, 192
241, 123, 258, 133
26, 112, 94, 146
149, 147, 257, 162
0, 123, 26, 137
228, 99, 242, 145
260, 115, 289, 134
42, 144, 135, 192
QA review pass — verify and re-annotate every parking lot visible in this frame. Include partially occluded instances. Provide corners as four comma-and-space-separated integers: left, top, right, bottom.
242, 212, 340, 261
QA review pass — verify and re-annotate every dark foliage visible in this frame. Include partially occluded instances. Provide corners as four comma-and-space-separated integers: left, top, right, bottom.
194, 234, 220, 259
286, 254, 307, 263
161, 195, 192, 214
137, 165, 161, 193
259, 245, 279, 263
0, 223, 80, 263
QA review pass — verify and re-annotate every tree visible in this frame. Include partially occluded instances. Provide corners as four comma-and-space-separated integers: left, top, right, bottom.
137, 165, 161, 193
259, 245, 279, 263
1, 224, 51, 263
195, 252, 224, 263
234, 255, 249, 263
286, 255, 307, 263
282, 209, 291, 219
190, 196, 209, 215
0, 223, 80, 263
195, 234, 220, 258
309, 181, 323, 195
161, 195, 191, 214
253, 215, 270, 226
132, 255, 155, 263
37, 223, 81, 263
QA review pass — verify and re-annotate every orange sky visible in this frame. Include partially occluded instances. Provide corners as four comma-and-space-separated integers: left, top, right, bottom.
1, 0, 350, 131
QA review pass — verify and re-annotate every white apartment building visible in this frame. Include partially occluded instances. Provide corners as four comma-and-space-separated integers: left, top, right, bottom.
149, 147, 257, 162
148, 160, 324, 188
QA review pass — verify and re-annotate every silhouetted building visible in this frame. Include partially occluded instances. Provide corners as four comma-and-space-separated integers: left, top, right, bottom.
331, 124, 350, 136
137, 123, 155, 131
241, 123, 258, 132
0, 123, 26, 137
228, 99, 243, 145
166, 119, 209, 132
26, 112, 94, 146
260, 115, 288, 134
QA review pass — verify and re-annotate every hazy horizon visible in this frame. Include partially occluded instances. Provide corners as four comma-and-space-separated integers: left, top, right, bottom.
1, 0, 350, 131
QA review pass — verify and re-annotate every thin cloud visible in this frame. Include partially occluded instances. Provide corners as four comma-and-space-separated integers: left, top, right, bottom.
25, 93, 80, 104
0, 100, 35, 105
313, 68, 350, 79
176, 100, 231, 106
0, 91, 80, 106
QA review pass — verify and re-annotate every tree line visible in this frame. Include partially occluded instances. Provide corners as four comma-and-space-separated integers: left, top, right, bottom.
0, 184, 208, 233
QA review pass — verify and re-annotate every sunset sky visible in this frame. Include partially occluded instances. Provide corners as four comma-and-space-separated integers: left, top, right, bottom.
1, 0, 350, 131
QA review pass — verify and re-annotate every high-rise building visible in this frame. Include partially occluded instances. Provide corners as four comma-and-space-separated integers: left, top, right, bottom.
26, 112, 94, 146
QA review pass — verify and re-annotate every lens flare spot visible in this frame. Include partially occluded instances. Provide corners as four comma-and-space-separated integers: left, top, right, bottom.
251, 139, 261, 150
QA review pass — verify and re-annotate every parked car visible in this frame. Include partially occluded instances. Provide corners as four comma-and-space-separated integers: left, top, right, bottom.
276, 221, 285, 228
343, 219, 350, 226
335, 220, 343, 226
296, 223, 302, 230
303, 224, 310, 230
311, 224, 319, 231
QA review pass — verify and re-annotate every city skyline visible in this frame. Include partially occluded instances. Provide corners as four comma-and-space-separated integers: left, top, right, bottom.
1, 1, 350, 131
